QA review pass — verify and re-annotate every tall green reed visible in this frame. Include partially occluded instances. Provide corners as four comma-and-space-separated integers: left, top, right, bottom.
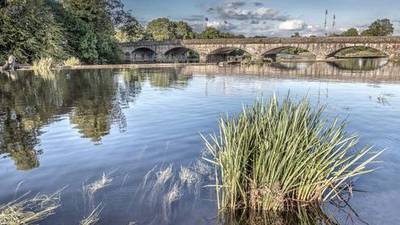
203, 95, 381, 211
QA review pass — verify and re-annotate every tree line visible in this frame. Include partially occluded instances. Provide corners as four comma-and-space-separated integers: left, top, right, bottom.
340, 19, 394, 37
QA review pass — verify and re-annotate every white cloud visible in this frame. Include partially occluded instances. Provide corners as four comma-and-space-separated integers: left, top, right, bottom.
210, 1, 288, 21
278, 20, 306, 31
206, 21, 238, 31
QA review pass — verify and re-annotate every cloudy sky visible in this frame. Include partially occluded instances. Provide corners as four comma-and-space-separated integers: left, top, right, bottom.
122, 0, 400, 37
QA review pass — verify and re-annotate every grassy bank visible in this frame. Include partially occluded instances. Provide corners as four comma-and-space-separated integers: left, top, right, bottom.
204, 96, 381, 211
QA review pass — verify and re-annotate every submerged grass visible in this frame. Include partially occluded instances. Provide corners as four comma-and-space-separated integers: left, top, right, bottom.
0, 191, 62, 225
85, 173, 113, 195
80, 204, 103, 225
203, 95, 382, 211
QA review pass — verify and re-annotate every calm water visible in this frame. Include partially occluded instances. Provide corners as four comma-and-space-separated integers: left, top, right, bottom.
1, 60, 400, 225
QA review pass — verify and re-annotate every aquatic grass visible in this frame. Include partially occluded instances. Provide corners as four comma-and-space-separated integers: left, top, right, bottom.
85, 173, 113, 195
203, 95, 382, 211
179, 166, 198, 186
155, 165, 173, 186
80, 204, 103, 225
0, 191, 62, 225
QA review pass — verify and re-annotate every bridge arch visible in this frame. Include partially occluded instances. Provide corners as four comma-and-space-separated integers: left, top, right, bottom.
326, 45, 389, 59
131, 47, 157, 63
163, 47, 200, 63
206, 47, 251, 63
262, 46, 316, 62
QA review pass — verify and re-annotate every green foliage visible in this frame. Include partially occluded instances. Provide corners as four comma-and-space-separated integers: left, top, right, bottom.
361, 19, 394, 36
146, 18, 178, 41
199, 27, 235, 39
291, 32, 301, 37
61, 0, 121, 64
341, 28, 359, 36
175, 21, 195, 39
0, 0, 68, 63
115, 17, 147, 42
78, 32, 99, 63
204, 96, 381, 211
0, 0, 135, 64
146, 18, 196, 41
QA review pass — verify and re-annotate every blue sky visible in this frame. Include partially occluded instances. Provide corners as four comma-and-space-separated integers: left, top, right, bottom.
122, 0, 400, 36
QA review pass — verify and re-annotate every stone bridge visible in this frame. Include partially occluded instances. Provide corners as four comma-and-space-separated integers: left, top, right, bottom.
119, 37, 400, 63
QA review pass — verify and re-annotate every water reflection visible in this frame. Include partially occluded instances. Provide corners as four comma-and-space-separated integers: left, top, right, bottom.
181, 59, 400, 82
220, 207, 339, 225
0, 68, 192, 170
329, 58, 388, 71
271, 61, 315, 70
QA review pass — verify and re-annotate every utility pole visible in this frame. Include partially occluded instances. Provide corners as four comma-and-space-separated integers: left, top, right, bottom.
204, 17, 209, 30
324, 9, 328, 36
332, 14, 336, 32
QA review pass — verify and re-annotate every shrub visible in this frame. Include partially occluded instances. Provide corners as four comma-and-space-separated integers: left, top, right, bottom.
203, 96, 381, 211
63, 57, 81, 66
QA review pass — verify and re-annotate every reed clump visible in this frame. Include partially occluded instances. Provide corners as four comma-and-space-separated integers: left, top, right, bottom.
32, 57, 54, 72
32, 57, 56, 80
63, 57, 81, 67
204, 96, 381, 212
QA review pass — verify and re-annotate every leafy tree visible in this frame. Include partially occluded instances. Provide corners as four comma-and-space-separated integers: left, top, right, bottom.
115, 15, 147, 42
0, 0, 67, 63
199, 27, 226, 39
175, 21, 195, 39
79, 32, 99, 63
291, 32, 301, 37
146, 18, 178, 41
361, 19, 394, 36
341, 28, 359, 36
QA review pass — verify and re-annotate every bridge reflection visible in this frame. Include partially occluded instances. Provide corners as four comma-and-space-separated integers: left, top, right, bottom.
176, 59, 400, 83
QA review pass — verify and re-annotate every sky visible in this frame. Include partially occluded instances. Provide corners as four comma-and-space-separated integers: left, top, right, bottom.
122, 0, 400, 37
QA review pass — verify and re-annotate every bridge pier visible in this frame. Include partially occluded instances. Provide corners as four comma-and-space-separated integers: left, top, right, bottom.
251, 54, 264, 63
315, 54, 326, 61
199, 54, 208, 64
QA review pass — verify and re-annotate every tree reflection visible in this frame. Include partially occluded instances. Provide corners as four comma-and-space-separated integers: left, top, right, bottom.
0, 69, 144, 170
0, 71, 61, 170
136, 68, 192, 89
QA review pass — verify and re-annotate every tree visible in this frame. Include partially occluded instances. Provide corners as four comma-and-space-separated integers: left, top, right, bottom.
361, 19, 394, 36
0, 0, 67, 63
199, 27, 224, 39
115, 15, 147, 42
175, 21, 195, 39
291, 32, 301, 37
146, 18, 177, 41
341, 28, 359, 36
